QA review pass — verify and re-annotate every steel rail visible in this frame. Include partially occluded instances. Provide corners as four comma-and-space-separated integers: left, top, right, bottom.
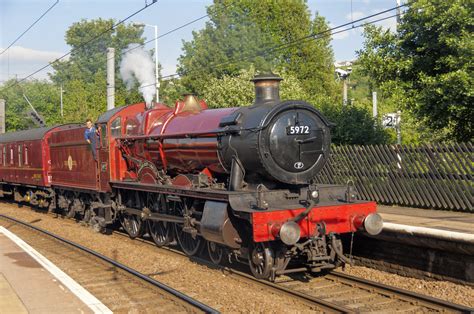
328, 271, 473, 313
0, 214, 219, 314
1, 206, 472, 313
112, 230, 474, 313
114, 231, 351, 313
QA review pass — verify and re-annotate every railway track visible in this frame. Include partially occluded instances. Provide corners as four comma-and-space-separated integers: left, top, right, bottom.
273, 272, 473, 313
110, 226, 473, 313
0, 214, 218, 314
113, 230, 472, 313
1, 208, 473, 313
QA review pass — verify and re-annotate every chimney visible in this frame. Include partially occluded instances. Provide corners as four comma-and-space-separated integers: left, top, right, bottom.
251, 73, 283, 105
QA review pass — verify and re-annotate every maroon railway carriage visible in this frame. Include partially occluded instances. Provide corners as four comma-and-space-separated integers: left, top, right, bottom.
0, 125, 77, 208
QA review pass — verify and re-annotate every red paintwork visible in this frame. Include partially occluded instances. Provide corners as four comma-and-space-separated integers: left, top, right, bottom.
0, 126, 71, 188
48, 103, 147, 192
125, 102, 237, 175
49, 126, 98, 190
108, 103, 147, 183
252, 201, 377, 242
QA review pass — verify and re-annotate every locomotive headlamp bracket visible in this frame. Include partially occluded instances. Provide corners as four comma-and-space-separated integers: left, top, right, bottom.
307, 184, 320, 203
345, 180, 357, 203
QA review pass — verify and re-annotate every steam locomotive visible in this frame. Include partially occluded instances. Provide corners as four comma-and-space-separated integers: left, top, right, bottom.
0, 73, 383, 280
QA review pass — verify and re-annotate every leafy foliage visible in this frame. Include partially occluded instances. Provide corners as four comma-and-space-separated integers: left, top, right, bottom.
50, 19, 144, 85
0, 19, 150, 131
358, 0, 473, 142
0, 79, 62, 131
324, 105, 389, 145
199, 66, 387, 145
177, 0, 338, 98
50, 19, 147, 121
201, 67, 310, 108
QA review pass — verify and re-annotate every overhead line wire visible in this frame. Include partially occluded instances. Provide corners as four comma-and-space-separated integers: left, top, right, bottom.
0, 0, 60, 56
0, 0, 159, 93
157, 4, 408, 81
109, 2, 233, 62
204, 3, 409, 73
130, 9, 405, 92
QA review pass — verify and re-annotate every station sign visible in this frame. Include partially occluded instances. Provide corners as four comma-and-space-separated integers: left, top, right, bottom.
382, 113, 400, 129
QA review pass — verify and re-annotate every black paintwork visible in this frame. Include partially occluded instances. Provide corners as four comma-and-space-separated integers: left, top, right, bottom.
218, 100, 331, 185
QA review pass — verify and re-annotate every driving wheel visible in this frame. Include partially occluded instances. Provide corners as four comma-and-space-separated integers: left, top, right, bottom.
207, 241, 225, 265
120, 213, 145, 239
249, 243, 274, 279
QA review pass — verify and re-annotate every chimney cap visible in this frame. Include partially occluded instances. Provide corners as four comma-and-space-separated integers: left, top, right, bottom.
250, 72, 283, 83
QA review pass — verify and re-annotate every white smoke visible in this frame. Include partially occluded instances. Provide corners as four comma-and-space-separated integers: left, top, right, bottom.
120, 44, 156, 106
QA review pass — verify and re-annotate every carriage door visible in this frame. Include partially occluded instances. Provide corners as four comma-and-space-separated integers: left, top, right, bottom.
98, 123, 110, 192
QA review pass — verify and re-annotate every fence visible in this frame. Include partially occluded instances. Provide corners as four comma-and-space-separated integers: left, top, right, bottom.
316, 143, 473, 212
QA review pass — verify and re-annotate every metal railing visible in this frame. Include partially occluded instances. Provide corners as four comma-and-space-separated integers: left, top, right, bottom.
316, 143, 473, 212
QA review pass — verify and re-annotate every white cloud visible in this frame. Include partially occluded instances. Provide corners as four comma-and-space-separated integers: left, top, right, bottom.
0, 46, 67, 83
0, 46, 66, 63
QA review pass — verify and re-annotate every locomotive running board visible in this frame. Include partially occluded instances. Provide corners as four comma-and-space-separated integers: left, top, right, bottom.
111, 181, 238, 202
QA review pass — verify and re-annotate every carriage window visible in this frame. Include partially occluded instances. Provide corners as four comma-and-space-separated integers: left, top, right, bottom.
2, 146, 5, 166
100, 124, 108, 147
10, 147, 13, 165
18, 145, 22, 167
111, 117, 121, 138
25, 147, 29, 165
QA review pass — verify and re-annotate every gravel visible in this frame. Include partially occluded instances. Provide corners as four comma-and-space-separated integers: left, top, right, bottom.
1, 201, 473, 311
343, 265, 474, 307
0, 203, 315, 312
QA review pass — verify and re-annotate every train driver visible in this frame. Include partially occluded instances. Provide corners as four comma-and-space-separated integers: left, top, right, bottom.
85, 118, 99, 161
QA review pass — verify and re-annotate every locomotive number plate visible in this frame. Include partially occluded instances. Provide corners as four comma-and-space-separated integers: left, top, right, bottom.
287, 125, 310, 135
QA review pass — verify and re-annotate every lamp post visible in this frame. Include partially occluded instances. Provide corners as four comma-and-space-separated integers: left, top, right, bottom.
132, 22, 159, 103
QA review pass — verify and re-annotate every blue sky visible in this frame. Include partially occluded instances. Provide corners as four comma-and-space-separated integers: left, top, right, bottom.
0, 0, 401, 83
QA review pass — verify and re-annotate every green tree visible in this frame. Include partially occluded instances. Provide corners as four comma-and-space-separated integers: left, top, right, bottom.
0, 19, 151, 131
324, 106, 389, 145
178, 0, 337, 99
50, 19, 148, 121
357, 0, 473, 142
201, 67, 311, 108
199, 66, 386, 145
50, 19, 144, 84
0, 80, 62, 131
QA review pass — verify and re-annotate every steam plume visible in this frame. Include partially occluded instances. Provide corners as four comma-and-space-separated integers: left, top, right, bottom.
120, 44, 156, 106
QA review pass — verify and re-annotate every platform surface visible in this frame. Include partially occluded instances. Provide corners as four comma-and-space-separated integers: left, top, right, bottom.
378, 205, 474, 235
0, 232, 94, 314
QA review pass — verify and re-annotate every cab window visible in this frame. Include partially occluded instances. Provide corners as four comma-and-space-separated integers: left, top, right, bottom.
100, 124, 108, 147
125, 118, 139, 136
111, 117, 121, 138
